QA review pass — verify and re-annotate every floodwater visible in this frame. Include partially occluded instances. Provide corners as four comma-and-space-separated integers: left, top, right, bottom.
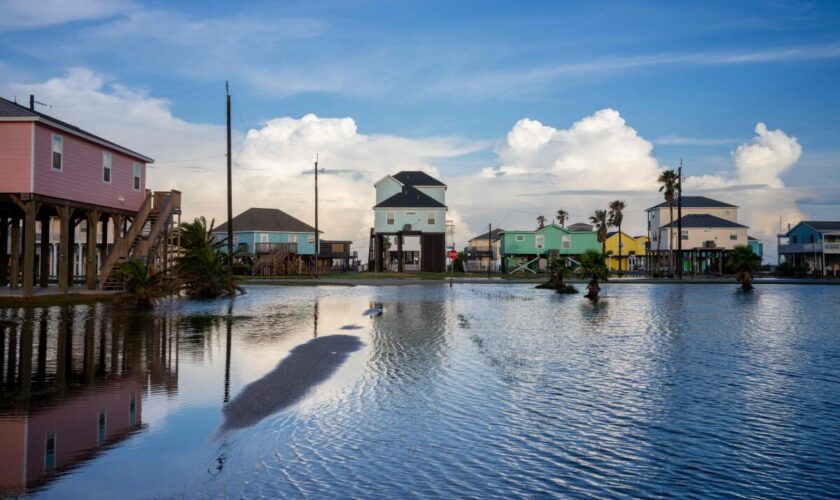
1, 284, 839, 498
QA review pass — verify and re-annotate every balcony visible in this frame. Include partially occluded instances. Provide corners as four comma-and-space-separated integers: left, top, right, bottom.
779, 242, 840, 254
254, 242, 297, 254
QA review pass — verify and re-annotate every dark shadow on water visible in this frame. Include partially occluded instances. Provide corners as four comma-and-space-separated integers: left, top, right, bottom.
219, 334, 363, 433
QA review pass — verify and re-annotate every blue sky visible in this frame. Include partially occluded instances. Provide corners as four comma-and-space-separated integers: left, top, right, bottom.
1, 0, 839, 254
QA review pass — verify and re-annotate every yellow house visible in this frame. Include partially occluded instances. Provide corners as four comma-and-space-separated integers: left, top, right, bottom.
605, 231, 648, 271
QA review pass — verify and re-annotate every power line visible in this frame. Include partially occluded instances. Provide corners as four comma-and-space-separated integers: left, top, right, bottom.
154, 154, 226, 164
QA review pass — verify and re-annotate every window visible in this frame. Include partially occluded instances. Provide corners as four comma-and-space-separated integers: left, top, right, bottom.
331, 243, 344, 253
730, 233, 738, 241
129, 393, 137, 426
809, 234, 815, 243
288, 234, 298, 243
308, 235, 316, 244
561, 235, 571, 249
515, 235, 525, 242
681, 230, 689, 241
133, 162, 141, 191
386, 211, 395, 225
45, 434, 56, 473
260, 233, 269, 243
102, 152, 112, 183
535, 235, 545, 249
51, 135, 63, 170
652, 234, 657, 242
427, 211, 436, 225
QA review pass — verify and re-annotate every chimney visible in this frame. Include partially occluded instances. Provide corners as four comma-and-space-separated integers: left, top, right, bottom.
29, 94, 35, 111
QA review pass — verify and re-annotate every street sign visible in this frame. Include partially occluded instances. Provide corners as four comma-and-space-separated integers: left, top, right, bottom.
448, 249, 458, 260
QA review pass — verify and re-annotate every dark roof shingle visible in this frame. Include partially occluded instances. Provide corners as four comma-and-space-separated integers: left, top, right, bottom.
470, 228, 503, 242
661, 214, 747, 229
375, 186, 446, 208
392, 171, 446, 187
213, 208, 318, 233
801, 221, 840, 232
647, 196, 737, 210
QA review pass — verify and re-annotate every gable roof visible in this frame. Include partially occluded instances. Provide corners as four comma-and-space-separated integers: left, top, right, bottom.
661, 214, 747, 229
0, 96, 153, 163
647, 196, 736, 211
392, 171, 446, 187
213, 208, 318, 234
470, 228, 504, 242
800, 221, 840, 232
606, 231, 637, 240
374, 185, 447, 208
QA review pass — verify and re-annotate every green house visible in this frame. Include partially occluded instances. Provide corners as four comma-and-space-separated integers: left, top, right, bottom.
500, 224, 600, 273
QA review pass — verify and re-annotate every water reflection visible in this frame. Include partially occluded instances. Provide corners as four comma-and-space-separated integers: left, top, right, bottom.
0, 305, 179, 494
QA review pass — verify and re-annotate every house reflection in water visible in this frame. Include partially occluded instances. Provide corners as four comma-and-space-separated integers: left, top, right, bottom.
0, 305, 180, 494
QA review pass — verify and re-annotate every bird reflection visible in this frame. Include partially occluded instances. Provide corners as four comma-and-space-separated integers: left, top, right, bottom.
218, 335, 363, 433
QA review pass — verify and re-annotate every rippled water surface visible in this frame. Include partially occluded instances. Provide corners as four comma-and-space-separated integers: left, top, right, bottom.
1, 284, 839, 498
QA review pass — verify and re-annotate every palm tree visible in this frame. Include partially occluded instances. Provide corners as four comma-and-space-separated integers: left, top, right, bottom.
657, 169, 679, 275
556, 210, 568, 228
727, 245, 761, 291
537, 215, 546, 229
577, 249, 608, 300
608, 200, 626, 272
116, 259, 171, 308
589, 209, 608, 253
175, 217, 242, 298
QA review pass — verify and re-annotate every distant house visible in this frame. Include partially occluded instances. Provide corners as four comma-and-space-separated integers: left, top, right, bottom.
604, 231, 648, 271
319, 240, 355, 272
748, 236, 764, 259
778, 221, 840, 275
500, 224, 600, 273
646, 196, 755, 274
370, 171, 448, 272
466, 228, 503, 271
567, 222, 594, 232
213, 207, 319, 255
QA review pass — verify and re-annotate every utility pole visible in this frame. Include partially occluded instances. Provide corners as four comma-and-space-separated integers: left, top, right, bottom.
314, 154, 320, 278
677, 159, 683, 280
488, 223, 492, 277
226, 81, 234, 273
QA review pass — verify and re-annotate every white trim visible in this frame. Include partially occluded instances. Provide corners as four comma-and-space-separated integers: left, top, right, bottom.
0, 116, 155, 162
30, 122, 35, 191
132, 162, 141, 192
51, 133, 63, 172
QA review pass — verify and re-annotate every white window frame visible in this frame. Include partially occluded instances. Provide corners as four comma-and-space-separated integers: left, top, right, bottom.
730, 233, 738, 241
515, 235, 525, 242
132, 162, 141, 191
535, 234, 545, 249
681, 230, 689, 241
260, 233, 269, 243
51, 134, 63, 171
561, 235, 571, 249
308, 234, 316, 244
288, 234, 298, 244
427, 211, 436, 226
102, 151, 112, 184
386, 211, 395, 225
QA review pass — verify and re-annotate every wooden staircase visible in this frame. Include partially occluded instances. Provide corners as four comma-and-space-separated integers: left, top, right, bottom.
99, 191, 182, 290
251, 243, 307, 276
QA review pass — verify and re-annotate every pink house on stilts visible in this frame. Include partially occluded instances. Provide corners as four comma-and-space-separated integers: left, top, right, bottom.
0, 95, 181, 297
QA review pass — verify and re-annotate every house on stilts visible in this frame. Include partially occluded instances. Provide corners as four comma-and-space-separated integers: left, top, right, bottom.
369, 171, 448, 272
0, 95, 180, 297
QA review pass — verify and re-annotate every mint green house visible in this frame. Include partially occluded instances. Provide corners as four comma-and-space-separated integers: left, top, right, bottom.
500, 224, 600, 273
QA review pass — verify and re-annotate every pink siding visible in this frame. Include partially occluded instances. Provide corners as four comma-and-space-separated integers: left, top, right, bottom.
33, 123, 146, 212
0, 122, 32, 193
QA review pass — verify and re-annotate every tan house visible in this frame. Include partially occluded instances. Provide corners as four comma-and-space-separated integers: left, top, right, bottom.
466, 228, 503, 272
